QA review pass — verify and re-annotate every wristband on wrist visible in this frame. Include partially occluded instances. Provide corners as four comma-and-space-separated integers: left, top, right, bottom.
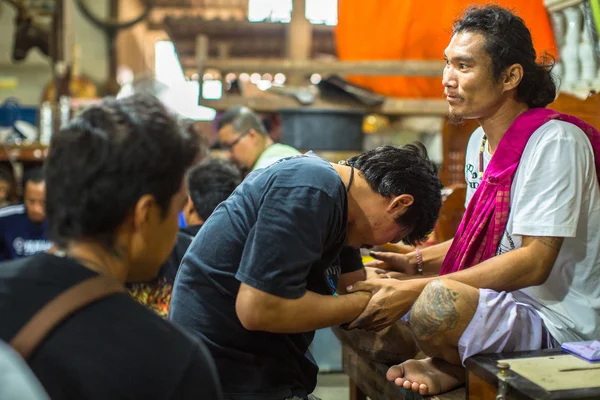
414, 247, 424, 275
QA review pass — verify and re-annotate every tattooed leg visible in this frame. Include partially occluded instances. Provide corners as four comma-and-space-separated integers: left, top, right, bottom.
386, 279, 479, 395
409, 279, 479, 364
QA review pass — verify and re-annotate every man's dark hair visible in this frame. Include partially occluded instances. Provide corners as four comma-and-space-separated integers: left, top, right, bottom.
217, 106, 267, 136
453, 5, 557, 108
347, 144, 442, 245
45, 93, 200, 249
187, 158, 241, 222
24, 168, 44, 185
179, 118, 210, 160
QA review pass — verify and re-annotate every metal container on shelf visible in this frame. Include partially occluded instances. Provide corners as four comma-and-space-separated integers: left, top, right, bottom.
279, 108, 365, 151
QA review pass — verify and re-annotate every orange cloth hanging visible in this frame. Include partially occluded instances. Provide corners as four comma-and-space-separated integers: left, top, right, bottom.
335, 0, 557, 98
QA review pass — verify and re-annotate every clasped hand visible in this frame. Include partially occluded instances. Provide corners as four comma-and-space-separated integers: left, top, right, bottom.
344, 274, 422, 331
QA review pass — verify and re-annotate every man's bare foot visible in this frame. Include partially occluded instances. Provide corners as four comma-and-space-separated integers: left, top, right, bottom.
386, 357, 465, 395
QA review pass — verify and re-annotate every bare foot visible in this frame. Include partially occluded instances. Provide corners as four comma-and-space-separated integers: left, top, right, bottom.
386, 358, 465, 395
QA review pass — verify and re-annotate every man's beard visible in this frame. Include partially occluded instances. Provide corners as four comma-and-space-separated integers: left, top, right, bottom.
448, 111, 465, 126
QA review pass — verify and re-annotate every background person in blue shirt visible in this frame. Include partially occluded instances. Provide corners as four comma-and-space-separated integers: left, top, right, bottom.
0, 168, 51, 260
169, 144, 443, 400
0, 167, 17, 208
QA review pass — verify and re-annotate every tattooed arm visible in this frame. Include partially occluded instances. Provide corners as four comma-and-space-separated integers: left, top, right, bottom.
346, 236, 563, 330
436, 235, 563, 292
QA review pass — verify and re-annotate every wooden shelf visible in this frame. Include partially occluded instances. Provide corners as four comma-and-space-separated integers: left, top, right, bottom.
200, 95, 449, 116
184, 58, 446, 77
0, 145, 48, 163
0, 145, 360, 164
544, 0, 583, 11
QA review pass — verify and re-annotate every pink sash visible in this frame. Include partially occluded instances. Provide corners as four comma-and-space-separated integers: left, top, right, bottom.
440, 109, 600, 275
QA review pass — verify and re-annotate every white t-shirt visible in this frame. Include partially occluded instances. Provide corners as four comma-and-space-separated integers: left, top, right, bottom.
464, 120, 600, 343
252, 143, 301, 171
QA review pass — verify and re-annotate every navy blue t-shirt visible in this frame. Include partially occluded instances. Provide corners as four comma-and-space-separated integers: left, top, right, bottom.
0, 205, 51, 261
169, 153, 362, 400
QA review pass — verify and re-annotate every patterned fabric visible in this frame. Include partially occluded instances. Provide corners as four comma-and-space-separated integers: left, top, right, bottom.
440, 108, 600, 275
129, 277, 172, 318
128, 225, 201, 317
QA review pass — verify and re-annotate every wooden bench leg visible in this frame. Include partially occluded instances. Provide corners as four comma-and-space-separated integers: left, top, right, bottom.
349, 376, 368, 400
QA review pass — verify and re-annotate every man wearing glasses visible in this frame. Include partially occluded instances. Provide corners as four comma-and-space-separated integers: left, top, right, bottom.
217, 106, 300, 173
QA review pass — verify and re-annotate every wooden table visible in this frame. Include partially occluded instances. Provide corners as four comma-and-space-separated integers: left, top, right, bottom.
466, 348, 600, 400
343, 343, 600, 400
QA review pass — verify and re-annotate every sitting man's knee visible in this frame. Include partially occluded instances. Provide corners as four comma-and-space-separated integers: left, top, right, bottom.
409, 280, 462, 354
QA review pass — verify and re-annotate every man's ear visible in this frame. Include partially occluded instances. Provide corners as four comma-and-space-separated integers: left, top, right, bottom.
387, 194, 414, 214
247, 128, 261, 141
132, 194, 156, 231
183, 196, 195, 217
502, 63, 524, 92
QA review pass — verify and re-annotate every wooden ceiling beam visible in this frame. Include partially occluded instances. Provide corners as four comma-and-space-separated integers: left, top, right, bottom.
197, 95, 449, 116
